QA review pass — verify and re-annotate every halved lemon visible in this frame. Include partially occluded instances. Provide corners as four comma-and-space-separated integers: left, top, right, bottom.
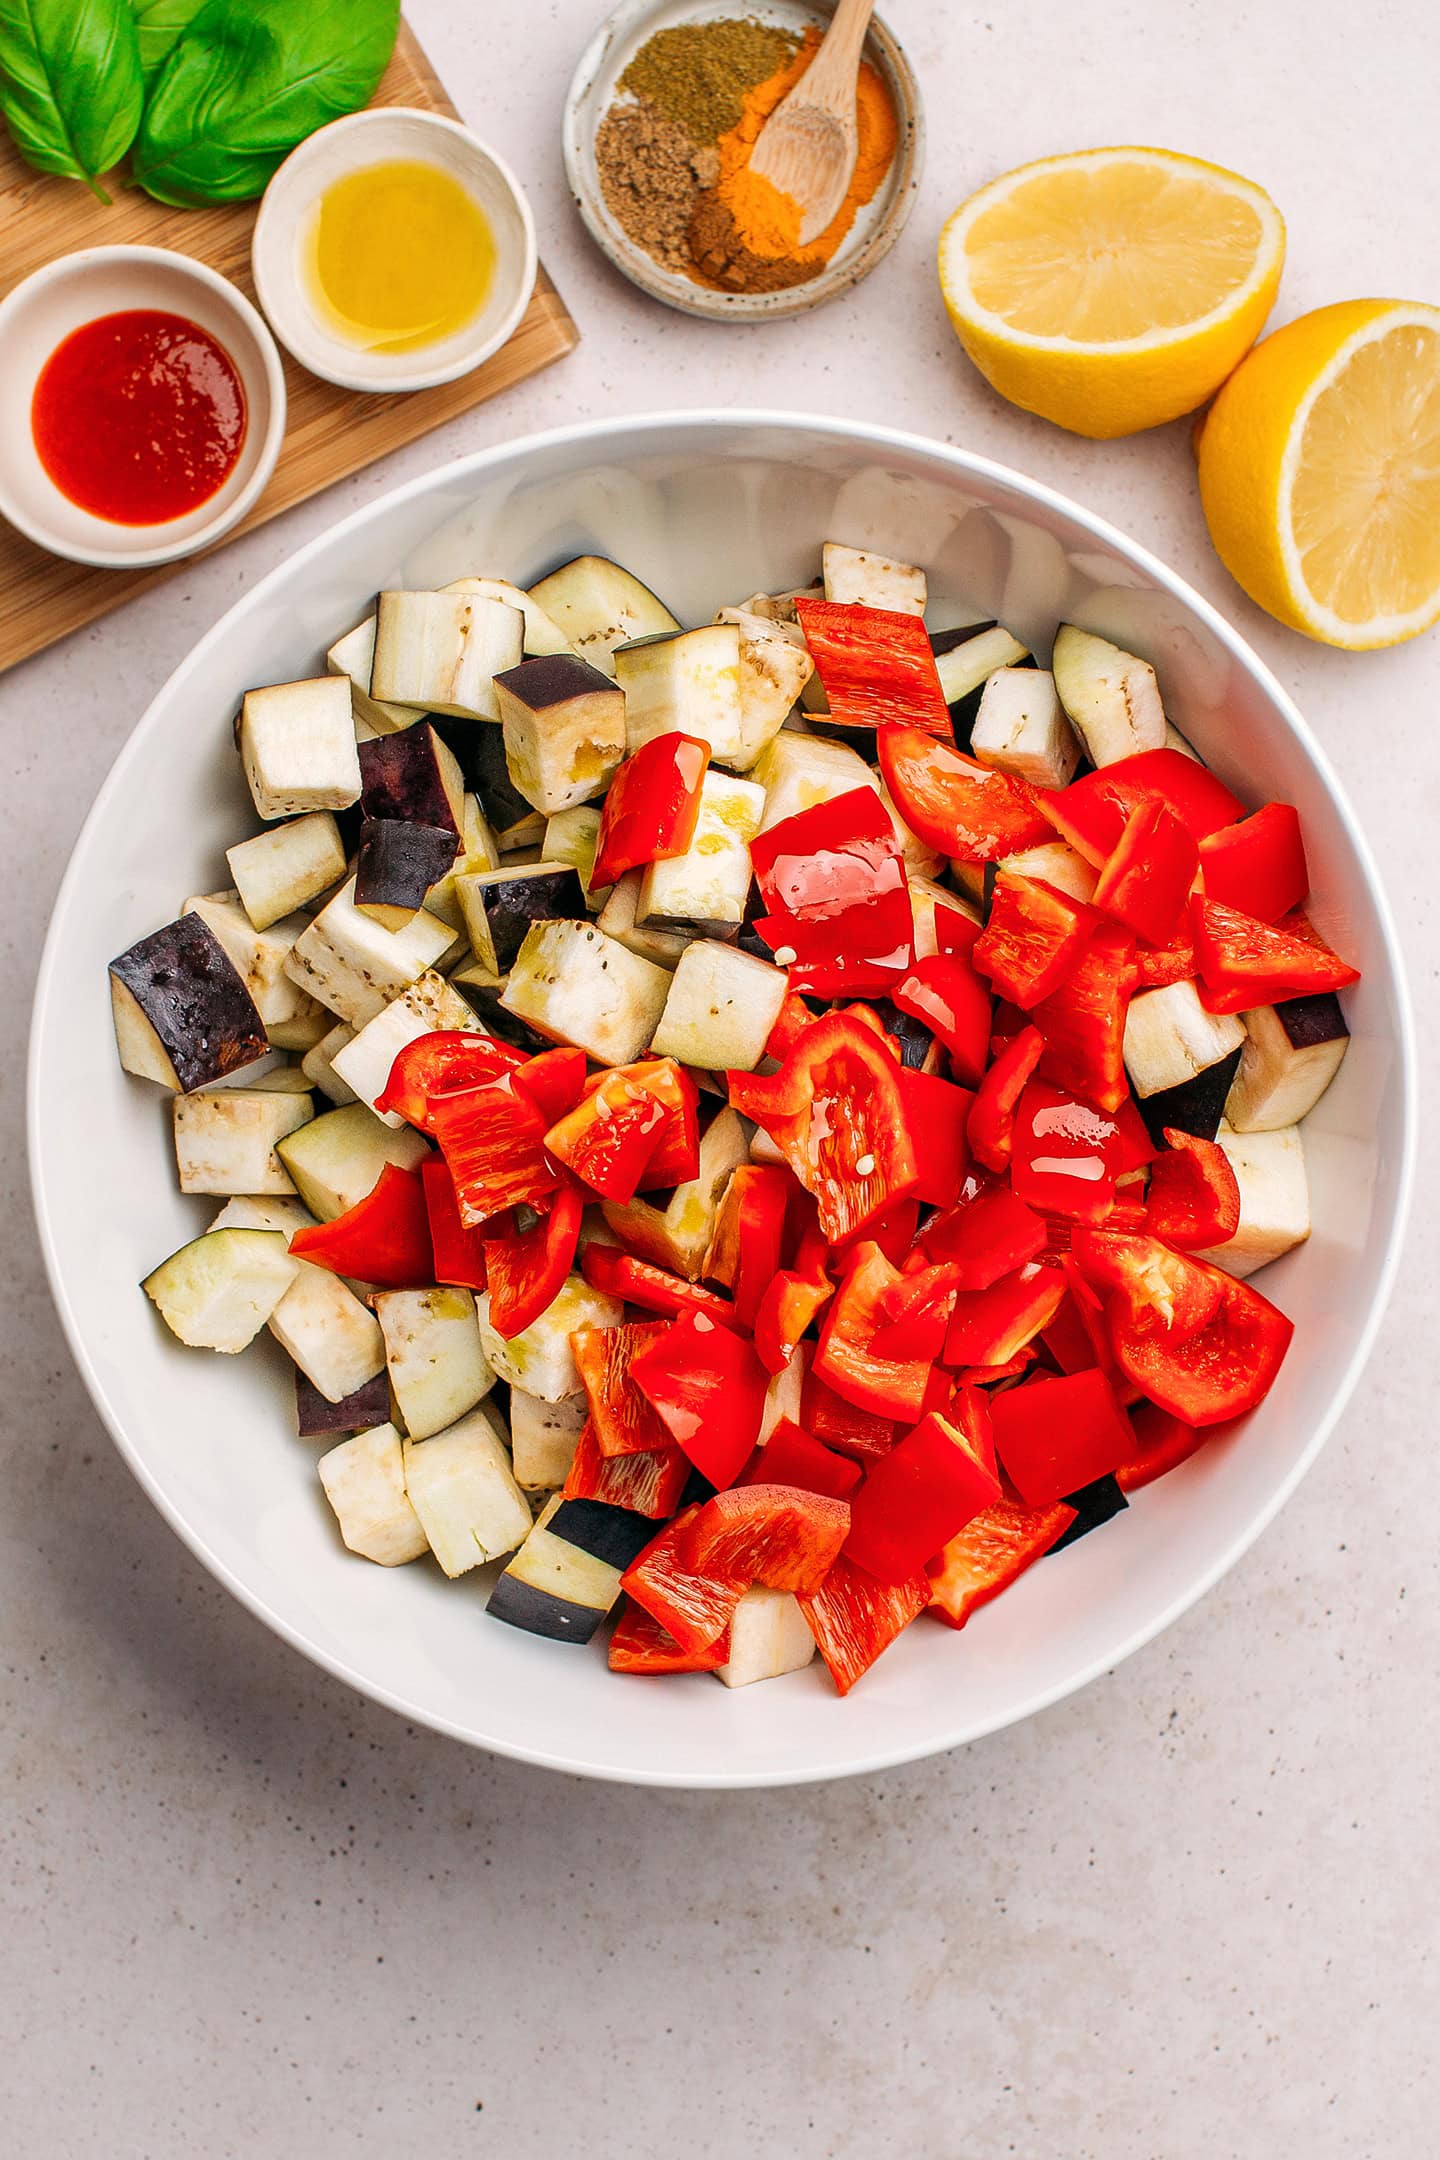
1198, 299, 1440, 648
938, 146, 1286, 438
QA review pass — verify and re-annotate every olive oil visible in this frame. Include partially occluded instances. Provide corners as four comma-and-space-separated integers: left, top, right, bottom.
306, 159, 496, 353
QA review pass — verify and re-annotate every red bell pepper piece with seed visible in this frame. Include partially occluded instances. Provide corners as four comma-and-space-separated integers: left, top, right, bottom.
1092, 797, 1199, 949
421, 1157, 488, 1290
745, 1417, 862, 1500
291, 1162, 434, 1288
579, 1242, 736, 1325
878, 722, 1052, 859
1191, 896, 1359, 1014
926, 1494, 1077, 1628
571, 1320, 673, 1456
967, 1023, 1044, 1172
845, 1392, 1002, 1584
590, 732, 710, 890
430, 1076, 559, 1227
972, 875, 1096, 1007
545, 1059, 696, 1203
562, 1419, 691, 1518
1199, 801, 1308, 922
813, 1242, 935, 1422
729, 1012, 919, 1243
989, 1368, 1134, 1507
923, 1179, 1048, 1290
1069, 1228, 1226, 1337
1010, 1079, 1122, 1225
1032, 921, 1137, 1112
620, 1505, 747, 1652
1038, 749, 1244, 865
1114, 1401, 1214, 1490
704, 1165, 792, 1331
890, 952, 992, 1086
893, 1068, 973, 1209
1142, 1128, 1241, 1249
607, 1602, 730, 1674
481, 1184, 583, 1337
943, 1260, 1066, 1367
629, 1309, 769, 1487
513, 1045, 588, 1127
377, 1028, 526, 1129
795, 597, 953, 737
676, 1483, 851, 1594
801, 1371, 897, 1461
751, 787, 915, 996
798, 1553, 930, 1694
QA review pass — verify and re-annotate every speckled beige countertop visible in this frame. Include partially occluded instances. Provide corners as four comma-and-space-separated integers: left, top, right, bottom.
4, 2, 1436, 2152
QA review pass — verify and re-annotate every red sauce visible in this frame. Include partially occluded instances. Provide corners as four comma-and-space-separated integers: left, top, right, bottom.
31, 309, 247, 526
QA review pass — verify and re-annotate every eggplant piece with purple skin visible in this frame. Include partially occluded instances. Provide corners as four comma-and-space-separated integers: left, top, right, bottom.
1046, 1475, 1128, 1553
358, 723, 465, 834
456, 861, 589, 975
432, 715, 542, 848
110, 914, 269, 1092
294, 1366, 392, 1439
353, 819, 459, 930
1137, 1045, 1244, 1148
1224, 994, 1350, 1132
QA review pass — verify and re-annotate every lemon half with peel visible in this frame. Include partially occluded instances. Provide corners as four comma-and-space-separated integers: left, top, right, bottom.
1198, 299, 1440, 649
938, 146, 1286, 438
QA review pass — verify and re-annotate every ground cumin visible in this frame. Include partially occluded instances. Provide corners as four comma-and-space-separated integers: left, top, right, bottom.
596, 103, 720, 276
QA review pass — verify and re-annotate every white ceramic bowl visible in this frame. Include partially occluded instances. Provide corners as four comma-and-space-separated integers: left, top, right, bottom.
28, 414, 1415, 1787
0, 245, 286, 569
252, 109, 538, 392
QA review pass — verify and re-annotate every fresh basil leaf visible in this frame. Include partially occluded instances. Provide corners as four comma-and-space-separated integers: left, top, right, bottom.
132, 0, 400, 207
0, 0, 143, 200
129, 0, 208, 85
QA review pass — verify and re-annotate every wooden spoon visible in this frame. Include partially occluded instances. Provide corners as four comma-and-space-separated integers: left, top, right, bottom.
747, 0, 878, 247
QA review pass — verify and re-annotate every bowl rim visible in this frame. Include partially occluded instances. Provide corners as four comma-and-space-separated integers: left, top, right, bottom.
0, 242, 287, 569
26, 409, 1418, 1787
250, 106, 539, 393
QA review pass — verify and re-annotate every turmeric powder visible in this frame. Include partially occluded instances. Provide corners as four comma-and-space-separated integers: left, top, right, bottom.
687, 30, 900, 293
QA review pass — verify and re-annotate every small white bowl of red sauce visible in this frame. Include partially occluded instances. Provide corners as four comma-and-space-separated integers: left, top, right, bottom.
0, 245, 286, 570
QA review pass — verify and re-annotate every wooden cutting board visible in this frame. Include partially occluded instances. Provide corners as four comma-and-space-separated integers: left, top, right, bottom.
0, 21, 579, 675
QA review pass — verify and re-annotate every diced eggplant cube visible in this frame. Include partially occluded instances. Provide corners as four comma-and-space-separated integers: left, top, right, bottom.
226, 812, 348, 932
931, 623, 1030, 706
329, 970, 479, 1124
1001, 839, 1098, 904
1195, 1124, 1310, 1278
754, 730, 876, 833
1051, 624, 1166, 768
493, 653, 627, 817
264, 1002, 332, 1053
615, 623, 745, 765
270, 1259, 387, 1405
295, 1366, 392, 1439
371, 590, 524, 720
449, 970, 553, 1055
596, 870, 695, 966
285, 876, 452, 1027
526, 555, 680, 680
509, 1389, 588, 1490
208, 1194, 313, 1238
239, 676, 361, 820
477, 1275, 624, 1401
433, 716, 538, 842
637, 771, 763, 929
972, 667, 1080, 790
182, 892, 315, 1030
358, 722, 465, 834
712, 608, 815, 770
1123, 981, 1247, 1099
1225, 996, 1350, 1132
487, 1492, 652, 1642
422, 793, 502, 930
543, 806, 609, 908
601, 1107, 748, 1279
243, 1066, 315, 1096
442, 575, 572, 656
142, 1228, 298, 1353
1137, 1045, 1244, 1148
110, 913, 269, 1092
821, 541, 926, 615
501, 920, 671, 1066
402, 1406, 531, 1573
301, 1021, 358, 1105
454, 860, 588, 975
375, 1286, 494, 1440
716, 1586, 816, 1687
354, 819, 459, 929
326, 615, 425, 735
275, 1102, 429, 1222
651, 940, 789, 1071
172, 1087, 315, 1196
318, 1422, 429, 1566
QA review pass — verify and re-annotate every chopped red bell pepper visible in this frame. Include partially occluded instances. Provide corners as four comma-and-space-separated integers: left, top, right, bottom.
764, 991, 818, 1063
1037, 748, 1244, 865
1101, 1254, 1292, 1425
751, 787, 915, 996
878, 723, 1053, 860
1010, 1079, 1125, 1225
1091, 797, 1199, 949
798, 1553, 930, 1694
376, 1028, 526, 1129
751, 1219, 833, 1373
1032, 921, 1137, 1112
867, 1259, 962, 1362
629, 1308, 769, 1487
933, 904, 982, 959
745, 1416, 863, 1500
954, 1350, 1037, 1386
571, 1319, 673, 1456
923, 1179, 1048, 1290
619, 1504, 745, 1652
1142, 1128, 1241, 1249
704, 1164, 793, 1331
889, 952, 992, 1086
892, 1068, 973, 1209
795, 597, 953, 737
607, 1601, 730, 1674
972, 875, 1096, 1008
813, 1242, 934, 1422
1114, 1400, 1213, 1490
1110, 1095, 1159, 1174
728, 1013, 919, 1243
676, 1482, 851, 1593
1191, 896, 1360, 1014
481, 1183, 583, 1337
801, 1370, 897, 1461
579, 1241, 736, 1324
1199, 801, 1307, 923
421, 1156, 488, 1291
967, 1022, 1043, 1172
562, 1419, 692, 1517
988, 1368, 1133, 1507
513, 1045, 588, 1127
926, 1493, 1078, 1628
845, 1392, 1002, 1584
943, 1260, 1066, 1367
1069, 1228, 1226, 1338
590, 732, 710, 891
1134, 935, 1196, 989
545, 1059, 697, 1203
290, 1161, 434, 1288
430, 1075, 559, 1227
836, 1194, 921, 1270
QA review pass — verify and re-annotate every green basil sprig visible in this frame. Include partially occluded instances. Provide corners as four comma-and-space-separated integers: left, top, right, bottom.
0, 0, 143, 202
130, 0, 210, 87
132, 0, 401, 206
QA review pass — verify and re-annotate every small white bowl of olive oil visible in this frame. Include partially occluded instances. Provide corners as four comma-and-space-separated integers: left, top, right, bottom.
252, 108, 537, 393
